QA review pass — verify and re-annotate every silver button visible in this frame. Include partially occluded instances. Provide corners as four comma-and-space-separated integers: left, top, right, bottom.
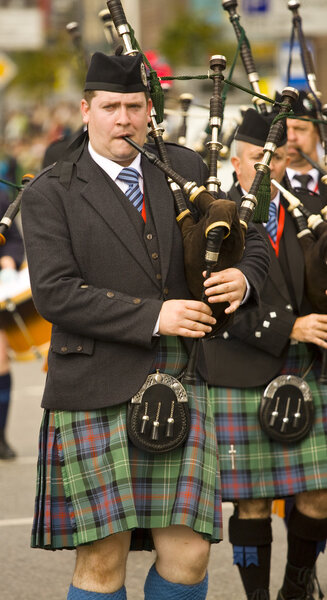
269, 311, 277, 318
223, 331, 229, 339
255, 331, 262, 338
263, 320, 270, 328
285, 304, 293, 311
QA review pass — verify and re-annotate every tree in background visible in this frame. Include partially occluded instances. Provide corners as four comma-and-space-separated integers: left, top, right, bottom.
158, 9, 235, 67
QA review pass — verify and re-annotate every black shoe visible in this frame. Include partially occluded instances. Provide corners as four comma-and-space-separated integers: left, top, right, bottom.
0, 437, 16, 459
277, 564, 320, 600
276, 590, 315, 600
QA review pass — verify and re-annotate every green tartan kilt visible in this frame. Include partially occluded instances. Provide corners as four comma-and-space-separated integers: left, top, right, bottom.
211, 343, 327, 501
31, 336, 222, 550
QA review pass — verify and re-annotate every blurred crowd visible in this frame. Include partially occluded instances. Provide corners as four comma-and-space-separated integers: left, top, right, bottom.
0, 100, 82, 191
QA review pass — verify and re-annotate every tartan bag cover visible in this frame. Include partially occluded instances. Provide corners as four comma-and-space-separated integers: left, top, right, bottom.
211, 343, 327, 501
31, 335, 222, 550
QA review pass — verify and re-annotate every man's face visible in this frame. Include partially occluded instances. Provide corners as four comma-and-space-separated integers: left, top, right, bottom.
286, 117, 320, 168
231, 142, 289, 199
81, 90, 152, 165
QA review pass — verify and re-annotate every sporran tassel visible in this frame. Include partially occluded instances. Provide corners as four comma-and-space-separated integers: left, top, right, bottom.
140, 401, 149, 434
165, 401, 175, 438
151, 402, 161, 441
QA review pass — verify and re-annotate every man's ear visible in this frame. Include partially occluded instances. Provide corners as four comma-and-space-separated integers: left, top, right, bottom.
147, 98, 153, 123
231, 155, 240, 174
80, 99, 90, 124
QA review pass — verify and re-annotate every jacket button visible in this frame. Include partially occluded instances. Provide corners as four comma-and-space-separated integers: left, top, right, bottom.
80, 284, 88, 289
133, 298, 141, 304
156, 273, 162, 280
254, 331, 262, 338
146, 233, 153, 240
61, 346, 68, 353
151, 252, 159, 260
107, 291, 115, 298
163, 287, 169, 295
76, 346, 83, 352
285, 304, 293, 311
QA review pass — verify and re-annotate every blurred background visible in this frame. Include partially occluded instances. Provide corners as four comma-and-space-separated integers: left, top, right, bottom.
0, 0, 326, 181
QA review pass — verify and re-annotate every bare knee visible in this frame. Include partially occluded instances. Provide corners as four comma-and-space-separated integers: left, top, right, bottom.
237, 498, 272, 519
295, 489, 327, 519
152, 525, 210, 585
73, 531, 131, 593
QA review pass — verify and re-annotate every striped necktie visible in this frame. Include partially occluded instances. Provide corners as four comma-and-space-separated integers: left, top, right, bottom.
266, 201, 278, 243
117, 167, 143, 213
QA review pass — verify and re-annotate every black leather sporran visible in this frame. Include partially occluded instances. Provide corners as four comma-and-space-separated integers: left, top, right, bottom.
127, 371, 190, 453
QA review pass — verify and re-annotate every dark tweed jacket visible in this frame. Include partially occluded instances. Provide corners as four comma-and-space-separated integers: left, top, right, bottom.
21, 143, 269, 410
199, 178, 326, 388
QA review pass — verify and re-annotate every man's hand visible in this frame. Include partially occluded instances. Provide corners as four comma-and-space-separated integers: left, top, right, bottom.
158, 299, 216, 337
203, 267, 247, 314
290, 313, 327, 349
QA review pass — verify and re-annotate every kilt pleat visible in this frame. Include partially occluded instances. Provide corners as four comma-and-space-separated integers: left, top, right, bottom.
211, 343, 327, 501
31, 336, 222, 550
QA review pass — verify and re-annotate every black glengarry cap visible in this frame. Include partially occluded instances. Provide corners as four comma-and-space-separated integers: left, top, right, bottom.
84, 52, 148, 93
234, 108, 287, 147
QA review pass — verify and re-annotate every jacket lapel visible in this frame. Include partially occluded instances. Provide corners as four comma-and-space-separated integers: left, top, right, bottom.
229, 182, 295, 304
256, 222, 292, 303
280, 195, 304, 311
76, 149, 158, 286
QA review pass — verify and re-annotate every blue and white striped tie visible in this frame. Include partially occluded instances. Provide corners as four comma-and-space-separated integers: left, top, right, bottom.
117, 167, 143, 213
266, 202, 278, 243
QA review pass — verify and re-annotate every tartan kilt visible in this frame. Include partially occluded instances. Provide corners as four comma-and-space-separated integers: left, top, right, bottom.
31, 336, 222, 550
210, 342, 327, 501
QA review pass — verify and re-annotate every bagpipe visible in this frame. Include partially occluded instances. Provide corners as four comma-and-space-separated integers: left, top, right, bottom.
123, 87, 299, 382
106, 0, 300, 382
66, 21, 90, 72
0, 175, 34, 246
287, 0, 327, 167
271, 177, 327, 384
191, 0, 269, 159
222, 0, 327, 385
222, 0, 267, 114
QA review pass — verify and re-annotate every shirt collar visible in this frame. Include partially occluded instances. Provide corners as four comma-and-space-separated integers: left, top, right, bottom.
88, 142, 143, 183
287, 166, 319, 188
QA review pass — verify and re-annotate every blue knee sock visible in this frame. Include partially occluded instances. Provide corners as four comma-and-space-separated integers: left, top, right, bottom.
67, 584, 127, 600
144, 564, 208, 599
0, 373, 11, 430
